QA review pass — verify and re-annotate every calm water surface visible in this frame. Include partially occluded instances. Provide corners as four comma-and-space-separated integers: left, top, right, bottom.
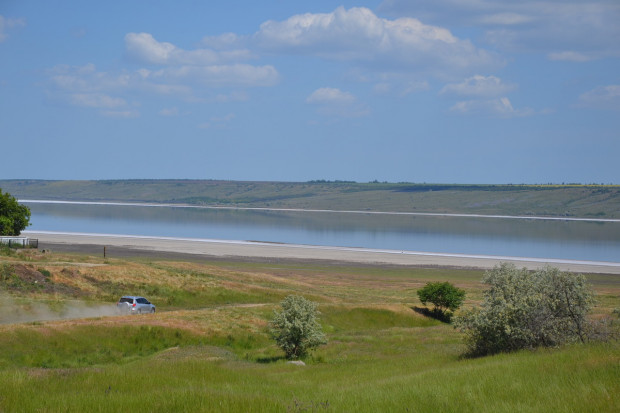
26, 202, 620, 263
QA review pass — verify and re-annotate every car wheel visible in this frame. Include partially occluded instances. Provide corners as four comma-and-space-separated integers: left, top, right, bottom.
138, 309, 142, 314
151, 308, 155, 313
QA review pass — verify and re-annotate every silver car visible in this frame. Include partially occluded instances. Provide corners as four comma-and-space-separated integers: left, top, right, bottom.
117, 296, 156, 314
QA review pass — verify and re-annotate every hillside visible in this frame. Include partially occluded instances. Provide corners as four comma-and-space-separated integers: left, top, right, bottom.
1, 179, 619, 218
0, 247, 618, 411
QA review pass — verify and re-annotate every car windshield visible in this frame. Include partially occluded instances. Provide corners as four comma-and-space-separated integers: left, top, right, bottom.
119, 297, 134, 303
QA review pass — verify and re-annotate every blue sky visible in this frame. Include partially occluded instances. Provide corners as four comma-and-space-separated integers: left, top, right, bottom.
1, 0, 618, 183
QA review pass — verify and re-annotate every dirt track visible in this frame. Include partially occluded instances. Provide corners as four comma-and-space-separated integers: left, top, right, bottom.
23, 231, 620, 275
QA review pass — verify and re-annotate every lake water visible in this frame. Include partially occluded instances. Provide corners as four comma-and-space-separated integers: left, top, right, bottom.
24, 201, 620, 263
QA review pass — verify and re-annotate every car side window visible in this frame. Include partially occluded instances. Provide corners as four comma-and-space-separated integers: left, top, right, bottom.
137, 298, 146, 304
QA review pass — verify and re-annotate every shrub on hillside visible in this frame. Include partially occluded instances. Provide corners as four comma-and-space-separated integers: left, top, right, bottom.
417, 281, 465, 321
454, 263, 596, 356
269, 295, 327, 360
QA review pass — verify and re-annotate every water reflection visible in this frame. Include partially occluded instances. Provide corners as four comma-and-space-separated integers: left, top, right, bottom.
27, 203, 620, 262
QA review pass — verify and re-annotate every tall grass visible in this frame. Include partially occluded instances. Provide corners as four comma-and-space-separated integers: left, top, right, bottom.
0, 334, 617, 412
0, 324, 201, 369
0, 252, 618, 412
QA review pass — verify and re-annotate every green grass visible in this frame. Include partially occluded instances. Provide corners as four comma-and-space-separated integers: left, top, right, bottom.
0, 326, 616, 412
0, 324, 201, 369
321, 306, 441, 332
0, 251, 618, 412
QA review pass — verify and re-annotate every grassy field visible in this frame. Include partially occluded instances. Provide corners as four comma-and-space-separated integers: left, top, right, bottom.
2, 179, 619, 218
0, 247, 618, 412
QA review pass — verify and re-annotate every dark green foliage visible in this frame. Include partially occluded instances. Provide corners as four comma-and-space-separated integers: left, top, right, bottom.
0, 189, 31, 236
269, 295, 327, 359
455, 263, 596, 356
417, 281, 466, 320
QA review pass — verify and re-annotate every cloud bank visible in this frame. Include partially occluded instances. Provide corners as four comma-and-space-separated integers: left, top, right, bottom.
378, 0, 620, 60
254, 6, 501, 75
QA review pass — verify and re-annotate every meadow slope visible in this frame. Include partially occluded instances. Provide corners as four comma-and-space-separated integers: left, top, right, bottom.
0, 247, 618, 412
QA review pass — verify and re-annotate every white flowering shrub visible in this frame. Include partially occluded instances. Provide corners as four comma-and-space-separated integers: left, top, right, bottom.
269, 295, 327, 359
454, 263, 595, 356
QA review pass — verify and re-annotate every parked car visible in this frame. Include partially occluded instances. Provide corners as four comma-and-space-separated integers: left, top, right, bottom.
117, 296, 156, 314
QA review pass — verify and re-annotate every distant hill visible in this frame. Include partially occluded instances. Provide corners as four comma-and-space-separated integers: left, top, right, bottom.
1, 179, 619, 219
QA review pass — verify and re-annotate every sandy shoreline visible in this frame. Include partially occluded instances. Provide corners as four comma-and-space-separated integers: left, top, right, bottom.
22, 231, 620, 275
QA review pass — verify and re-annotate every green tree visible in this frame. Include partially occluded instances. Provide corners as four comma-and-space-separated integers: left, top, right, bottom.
269, 295, 327, 359
454, 263, 595, 356
417, 281, 466, 320
0, 189, 31, 236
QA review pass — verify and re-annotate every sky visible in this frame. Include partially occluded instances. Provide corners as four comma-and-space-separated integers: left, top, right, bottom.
0, 1, 618, 184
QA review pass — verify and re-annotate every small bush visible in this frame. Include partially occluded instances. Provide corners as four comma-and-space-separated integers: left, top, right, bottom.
269, 295, 327, 360
454, 263, 596, 356
417, 281, 465, 321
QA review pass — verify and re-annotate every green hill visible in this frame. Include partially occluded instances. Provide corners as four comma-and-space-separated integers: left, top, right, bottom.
1, 179, 619, 218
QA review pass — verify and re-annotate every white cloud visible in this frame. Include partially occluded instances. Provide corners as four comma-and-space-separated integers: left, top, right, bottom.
306, 88, 356, 104
125, 33, 254, 65
198, 113, 235, 129
306, 87, 369, 118
45, 8, 504, 116
49, 64, 130, 92
0, 15, 25, 42
579, 85, 620, 110
101, 110, 139, 118
48, 65, 136, 112
402, 81, 431, 95
254, 6, 501, 75
374, 80, 430, 96
159, 107, 179, 116
153, 64, 279, 88
378, 0, 620, 59
70, 93, 126, 108
547, 51, 592, 62
440, 74, 528, 118
123, 33, 278, 89
451, 97, 534, 117
202, 32, 244, 50
125, 33, 177, 65
441, 75, 516, 97
476, 13, 534, 26
47, 42, 277, 115
373, 83, 392, 95
212, 113, 235, 122
214, 91, 249, 103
